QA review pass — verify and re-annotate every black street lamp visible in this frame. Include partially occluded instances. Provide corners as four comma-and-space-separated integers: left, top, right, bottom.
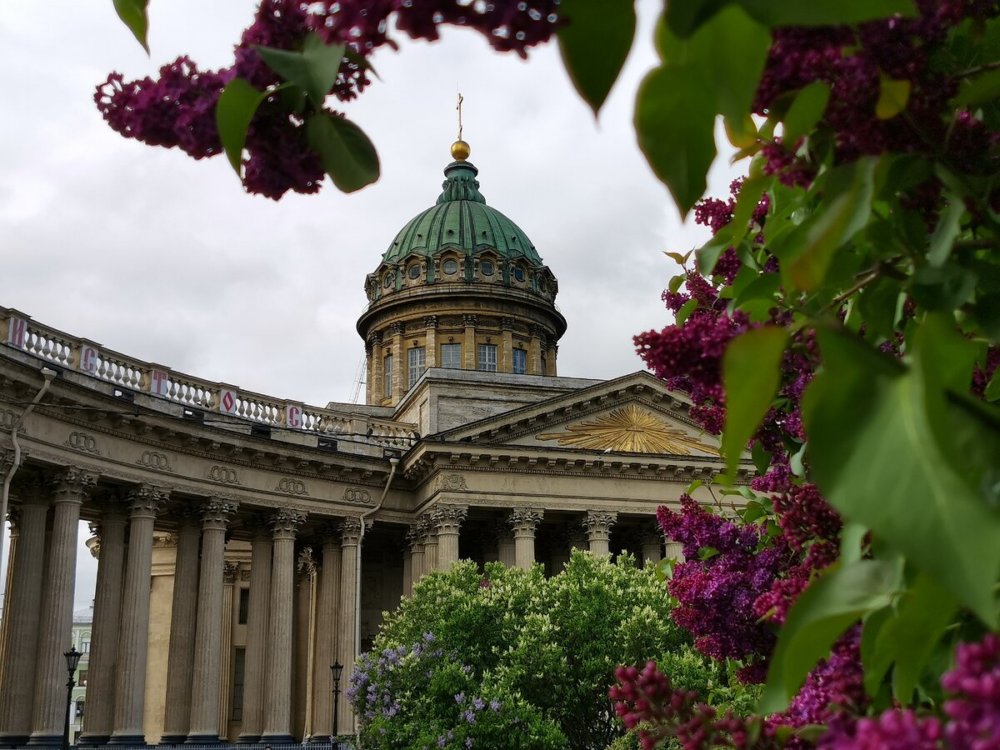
330, 661, 344, 748
62, 646, 82, 750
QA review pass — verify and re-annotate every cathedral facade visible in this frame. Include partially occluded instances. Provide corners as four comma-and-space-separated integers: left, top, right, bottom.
0, 143, 740, 746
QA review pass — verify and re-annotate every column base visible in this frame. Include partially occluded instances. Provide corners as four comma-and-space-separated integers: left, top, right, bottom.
26, 734, 63, 746
184, 734, 221, 745
0, 734, 31, 747
235, 734, 261, 744
306, 735, 332, 744
108, 733, 147, 745
159, 734, 188, 745
78, 734, 111, 745
259, 734, 294, 744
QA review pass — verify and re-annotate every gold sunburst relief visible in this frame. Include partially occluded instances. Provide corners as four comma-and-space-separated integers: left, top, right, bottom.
536, 404, 718, 455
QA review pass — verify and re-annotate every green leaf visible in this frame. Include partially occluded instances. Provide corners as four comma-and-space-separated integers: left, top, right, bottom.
875, 74, 911, 119
696, 234, 731, 277
954, 68, 1000, 108
740, 0, 917, 27
256, 33, 346, 107
803, 326, 1000, 626
751, 441, 772, 475
782, 157, 878, 291
664, 0, 730, 38
113, 0, 149, 53
557, 0, 636, 115
634, 65, 717, 215
215, 78, 270, 174
696, 177, 768, 275
721, 327, 789, 479
927, 192, 965, 267
783, 82, 830, 145
306, 112, 380, 193
657, 6, 771, 122
675, 298, 699, 325
760, 559, 902, 713
885, 574, 957, 701
987, 369, 1000, 402
857, 277, 903, 340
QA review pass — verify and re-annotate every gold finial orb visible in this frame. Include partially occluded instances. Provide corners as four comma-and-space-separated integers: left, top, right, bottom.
451, 139, 471, 161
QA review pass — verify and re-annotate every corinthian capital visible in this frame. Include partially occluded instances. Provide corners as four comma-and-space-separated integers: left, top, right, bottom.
270, 508, 306, 538
127, 484, 169, 518
508, 508, 543, 536
431, 503, 467, 534
51, 466, 98, 504
339, 516, 364, 546
202, 497, 239, 530
582, 510, 617, 541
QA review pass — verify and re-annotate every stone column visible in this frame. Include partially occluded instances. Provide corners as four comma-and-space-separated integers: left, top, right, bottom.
109, 485, 168, 745
0, 492, 18, 682
462, 315, 477, 369
336, 518, 364, 737
236, 520, 272, 743
424, 316, 438, 368
28, 467, 97, 746
78, 498, 128, 745
260, 509, 306, 743
217, 563, 240, 741
640, 526, 663, 565
508, 508, 543, 570
432, 504, 467, 570
497, 532, 516, 567
407, 525, 424, 591
309, 529, 341, 742
0, 480, 48, 745
421, 513, 438, 573
528, 326, 543, 375
583, 511, 617, 557
389, 322, 404, 403
546, 342, 558, 376
500, 318, 514, 372
159, 511, 202, 743
665, 539, 685, 562
293, 550, 314, 742
368, 334, 382, 406
186, 498, 238, 743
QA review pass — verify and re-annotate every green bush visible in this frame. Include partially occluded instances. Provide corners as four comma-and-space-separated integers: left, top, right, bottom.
350, 552, 756, 750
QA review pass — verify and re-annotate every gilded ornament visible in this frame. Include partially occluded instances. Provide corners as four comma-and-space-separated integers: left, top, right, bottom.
537, 404, 717, 455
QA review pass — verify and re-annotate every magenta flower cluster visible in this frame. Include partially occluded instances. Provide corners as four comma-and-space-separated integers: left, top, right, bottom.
754, 0, 999, 189
96, 0, 560, 199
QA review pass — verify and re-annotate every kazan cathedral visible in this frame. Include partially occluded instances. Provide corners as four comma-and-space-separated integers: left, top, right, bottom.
0, 139, 739, 746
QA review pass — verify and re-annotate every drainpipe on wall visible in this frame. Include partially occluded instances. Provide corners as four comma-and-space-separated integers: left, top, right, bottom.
0, 366, 57, 600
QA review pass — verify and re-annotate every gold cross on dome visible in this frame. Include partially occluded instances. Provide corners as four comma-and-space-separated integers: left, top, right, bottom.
456, 93, 464, 141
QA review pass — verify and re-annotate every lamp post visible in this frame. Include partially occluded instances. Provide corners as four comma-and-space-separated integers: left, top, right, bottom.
330, 661, 343, 749
63, 646, 82, 750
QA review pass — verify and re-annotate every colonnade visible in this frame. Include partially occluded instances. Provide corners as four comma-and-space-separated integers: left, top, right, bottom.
0, 465, 364, 747
0, 465, 672, 747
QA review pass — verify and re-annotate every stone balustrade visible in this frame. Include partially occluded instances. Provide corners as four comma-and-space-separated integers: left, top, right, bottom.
1, 306, 417, 449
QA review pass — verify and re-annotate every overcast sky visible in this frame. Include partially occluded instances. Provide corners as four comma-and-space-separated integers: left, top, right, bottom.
1, 1, 743, 609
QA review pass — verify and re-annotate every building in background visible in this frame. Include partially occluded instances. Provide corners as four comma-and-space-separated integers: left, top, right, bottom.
0, 141, 743, 746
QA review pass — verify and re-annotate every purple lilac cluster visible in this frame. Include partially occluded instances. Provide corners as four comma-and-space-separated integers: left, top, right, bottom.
754, 1, 999, 189
941, 632, 1000, 749
610, 661, 784, 750
305, 0, 560, 59
349, 631, 442, 722
657, 496, 792, 680
96, 0, 559, 199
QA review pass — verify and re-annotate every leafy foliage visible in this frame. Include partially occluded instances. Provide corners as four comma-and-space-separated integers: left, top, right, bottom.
352, 554, 756, 750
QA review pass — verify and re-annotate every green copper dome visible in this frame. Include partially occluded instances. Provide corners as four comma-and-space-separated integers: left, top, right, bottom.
382, 161, 543, 266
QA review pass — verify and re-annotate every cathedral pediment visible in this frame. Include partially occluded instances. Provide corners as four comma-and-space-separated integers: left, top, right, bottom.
432, 371, 721, 458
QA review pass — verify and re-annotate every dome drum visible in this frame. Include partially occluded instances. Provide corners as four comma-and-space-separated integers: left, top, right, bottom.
358, 151, 565, 407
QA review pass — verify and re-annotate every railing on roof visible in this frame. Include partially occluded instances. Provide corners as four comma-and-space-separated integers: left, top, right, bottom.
0, 307, 417, 449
